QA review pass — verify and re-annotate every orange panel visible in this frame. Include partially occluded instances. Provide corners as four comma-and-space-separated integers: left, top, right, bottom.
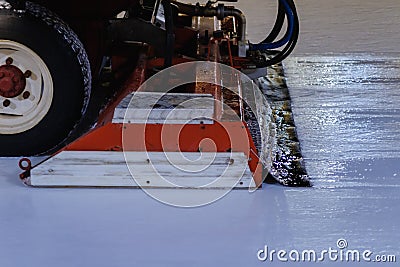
65, 53, 263, 186
66, 121, 262, 186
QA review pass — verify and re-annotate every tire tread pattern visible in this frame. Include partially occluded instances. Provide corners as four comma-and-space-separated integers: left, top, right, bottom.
25, 1, 92, 116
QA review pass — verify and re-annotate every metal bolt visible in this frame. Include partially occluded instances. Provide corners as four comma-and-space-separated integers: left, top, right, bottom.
22, 91, 30, 99
24, 70, 32, 78
5, 57, 13, 65
3, 99, 11, 107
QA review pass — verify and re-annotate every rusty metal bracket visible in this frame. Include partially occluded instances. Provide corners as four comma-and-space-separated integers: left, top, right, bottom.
18, 157, 32, 180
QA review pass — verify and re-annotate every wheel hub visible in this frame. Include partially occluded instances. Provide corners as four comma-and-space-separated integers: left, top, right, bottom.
0, 60, 26, 98
0, 40, 54, 135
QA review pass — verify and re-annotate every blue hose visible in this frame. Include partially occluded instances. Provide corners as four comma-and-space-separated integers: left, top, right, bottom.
249, 0, 294, 51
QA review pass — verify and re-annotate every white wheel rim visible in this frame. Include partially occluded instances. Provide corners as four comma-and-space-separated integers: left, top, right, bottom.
0, 40, 53, 134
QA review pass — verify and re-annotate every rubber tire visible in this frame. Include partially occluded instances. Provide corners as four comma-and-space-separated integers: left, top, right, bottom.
0, 2, 91, 156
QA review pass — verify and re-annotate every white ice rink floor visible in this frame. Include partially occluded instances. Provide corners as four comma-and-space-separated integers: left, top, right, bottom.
0, 54, 399, 266
3, 0, 400, 265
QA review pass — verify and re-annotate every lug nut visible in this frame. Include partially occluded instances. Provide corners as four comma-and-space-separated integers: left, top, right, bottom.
22, 91, 30, 99
24, 70, 32, 78
5, 57, 13, 65
3, 99, 11, 107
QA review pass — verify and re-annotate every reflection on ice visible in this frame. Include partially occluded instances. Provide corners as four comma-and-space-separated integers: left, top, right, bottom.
284, 54, 400, 189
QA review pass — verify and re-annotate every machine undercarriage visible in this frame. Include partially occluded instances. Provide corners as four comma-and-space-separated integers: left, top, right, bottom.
0, 0, 310, 188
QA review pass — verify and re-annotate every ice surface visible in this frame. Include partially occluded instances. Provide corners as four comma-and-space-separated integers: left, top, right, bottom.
1, 0, 400, 266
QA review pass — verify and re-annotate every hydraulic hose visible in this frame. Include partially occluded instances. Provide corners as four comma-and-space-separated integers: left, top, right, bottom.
249, 0, 294, 50
260, 0, 299, 66
261, 0, 285, 43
